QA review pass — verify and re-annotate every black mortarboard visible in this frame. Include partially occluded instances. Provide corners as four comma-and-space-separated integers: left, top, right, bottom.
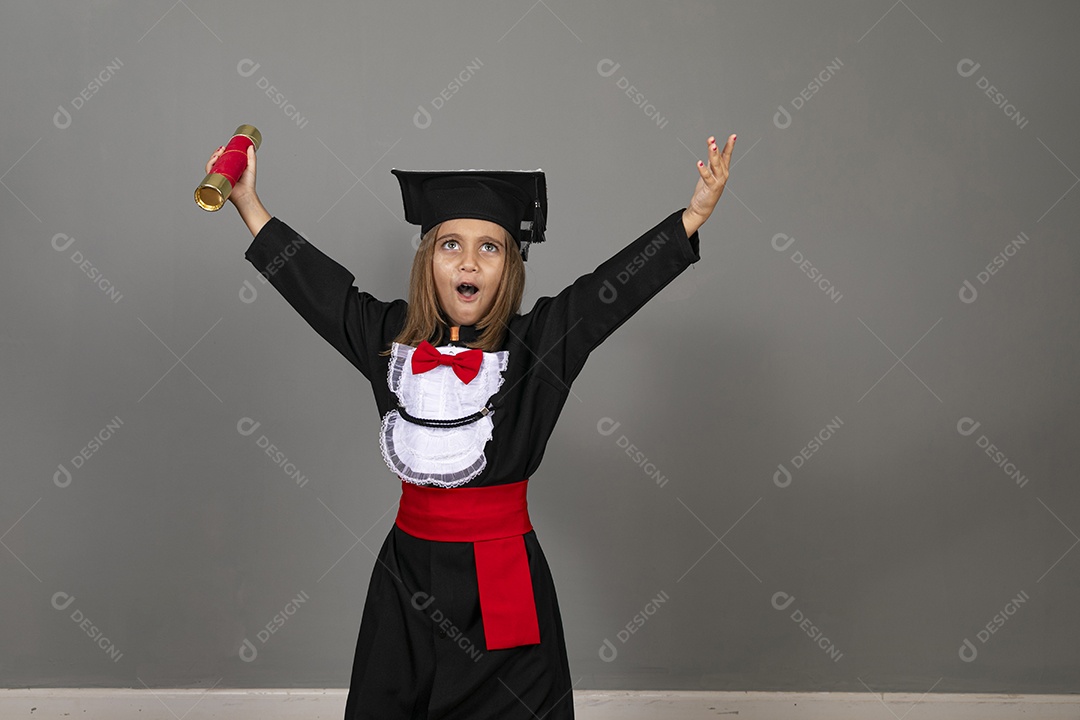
391, 169, 547, 261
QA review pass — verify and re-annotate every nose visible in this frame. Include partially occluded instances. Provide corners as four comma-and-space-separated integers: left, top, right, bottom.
459, 248, 479, 271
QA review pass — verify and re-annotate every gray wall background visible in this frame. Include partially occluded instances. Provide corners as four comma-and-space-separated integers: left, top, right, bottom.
2, 0, 1078, 695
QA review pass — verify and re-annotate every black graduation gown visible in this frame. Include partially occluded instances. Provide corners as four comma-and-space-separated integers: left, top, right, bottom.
243, 207, 701, 720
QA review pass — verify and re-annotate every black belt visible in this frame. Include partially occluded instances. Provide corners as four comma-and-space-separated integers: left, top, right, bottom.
395, 399, 498, 428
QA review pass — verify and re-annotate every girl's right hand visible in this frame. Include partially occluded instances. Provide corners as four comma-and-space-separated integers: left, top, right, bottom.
205, 144, 258, 206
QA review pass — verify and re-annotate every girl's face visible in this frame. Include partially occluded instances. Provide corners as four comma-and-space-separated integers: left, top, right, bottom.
432, 217, 508, 327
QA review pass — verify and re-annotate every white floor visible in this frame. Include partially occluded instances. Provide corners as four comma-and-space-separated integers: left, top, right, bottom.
2, 689, 1078, 719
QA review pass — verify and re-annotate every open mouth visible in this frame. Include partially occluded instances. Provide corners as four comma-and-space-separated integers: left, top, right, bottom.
456, 283, 479, 301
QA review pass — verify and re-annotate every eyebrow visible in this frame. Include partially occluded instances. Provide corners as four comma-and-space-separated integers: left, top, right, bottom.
436, 233, 504, 246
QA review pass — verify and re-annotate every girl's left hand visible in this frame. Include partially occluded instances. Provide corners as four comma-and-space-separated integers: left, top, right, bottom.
683, 134, 736, 236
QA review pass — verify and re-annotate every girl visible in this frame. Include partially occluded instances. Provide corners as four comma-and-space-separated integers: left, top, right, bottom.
206, 132, 735, 720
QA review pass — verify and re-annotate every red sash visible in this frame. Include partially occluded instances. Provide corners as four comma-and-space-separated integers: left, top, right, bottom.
394, 478, 541, 650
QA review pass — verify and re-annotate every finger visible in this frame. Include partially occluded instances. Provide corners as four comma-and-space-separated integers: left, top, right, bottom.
696, 158, 712, 182
699, 158, 719, 183
720, 134, 735, 167
206, 146, 224, 166
708, 135, 732, 176
708, 137, 722, 172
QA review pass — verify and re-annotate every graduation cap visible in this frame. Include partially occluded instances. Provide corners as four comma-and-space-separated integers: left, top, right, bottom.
391, 169, 547, 261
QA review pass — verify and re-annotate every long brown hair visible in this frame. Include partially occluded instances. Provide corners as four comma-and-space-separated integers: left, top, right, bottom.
379, 222, 526, 355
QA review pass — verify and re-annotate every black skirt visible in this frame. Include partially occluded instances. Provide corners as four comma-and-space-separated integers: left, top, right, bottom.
343, 524, 575, 719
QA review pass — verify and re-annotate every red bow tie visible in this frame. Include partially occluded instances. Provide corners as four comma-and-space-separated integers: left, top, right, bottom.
411, 340, 483, 384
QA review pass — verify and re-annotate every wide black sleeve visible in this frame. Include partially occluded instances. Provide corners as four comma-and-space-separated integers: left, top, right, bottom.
243, 217, 406, 381
526, 207, 701, 388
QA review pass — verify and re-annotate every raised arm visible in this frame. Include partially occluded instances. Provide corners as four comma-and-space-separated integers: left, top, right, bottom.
526, 208, 701, 388
234, 192, 272, 238
243, 216, 404, 381
526, 134, 735, 388
206, 144, 404, 381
